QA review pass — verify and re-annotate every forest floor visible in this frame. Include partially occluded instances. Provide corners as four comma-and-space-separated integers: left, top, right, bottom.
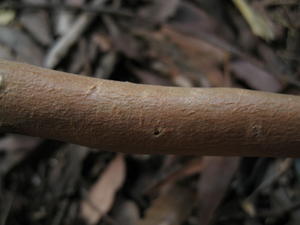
0, 0, 300, 225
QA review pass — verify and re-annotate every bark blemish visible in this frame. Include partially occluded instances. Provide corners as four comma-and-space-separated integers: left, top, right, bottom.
153, 127, 163, 137
86, 85, 98, 97
250, 124, 262, 138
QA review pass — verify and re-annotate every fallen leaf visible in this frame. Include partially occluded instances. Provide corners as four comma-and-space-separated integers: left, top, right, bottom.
232, 0, 275, 40
104, 16, 140, 58
139, 0, 181, 24
231, 59, 282, 92
0, 10, 15, 25
148, 158, 203, 196
162, 26, 227, 66
197, 157, 240, 225
92, 33, 112, 52
171, 73, 194, 87
138, 185, 195, 225
81, 154, 126, 224
142, 26, 228, 87
170, 2, 219, 35
257, 43, 288, 82
170, 2, 235, 50
133, 68, 174, 86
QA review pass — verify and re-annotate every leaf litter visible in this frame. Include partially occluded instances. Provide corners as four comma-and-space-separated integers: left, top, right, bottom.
0, 0, 300, 225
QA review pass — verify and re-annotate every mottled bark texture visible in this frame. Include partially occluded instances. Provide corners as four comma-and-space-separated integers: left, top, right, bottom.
0, 60, 300, 157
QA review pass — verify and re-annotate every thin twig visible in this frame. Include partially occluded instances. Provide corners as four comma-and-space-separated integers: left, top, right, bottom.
248, 159, 293, 199
0, 1, 133, 17
44, 0, 106, 68
82, 189, 120, 225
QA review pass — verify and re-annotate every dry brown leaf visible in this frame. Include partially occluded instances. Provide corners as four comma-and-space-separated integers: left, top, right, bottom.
161, 26, 227, 70
148, 158, 203, 196
170, 2, 219, 35
92, 33, 112, 52
139, 0, 181, 23
81, 154, 126, 225
231, 59, 282, 92
133, 68, 174, 86
138, 185, 195, 225
145, 26, 228, 87
170, 2, 235, 48
197, 157, 240, 225
104, 16, 140, 58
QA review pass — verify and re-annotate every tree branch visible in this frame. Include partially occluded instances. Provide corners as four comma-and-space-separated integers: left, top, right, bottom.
1, 59, 300, 157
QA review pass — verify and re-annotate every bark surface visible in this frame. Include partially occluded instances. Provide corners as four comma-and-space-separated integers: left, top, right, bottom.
1, 60, 300, 157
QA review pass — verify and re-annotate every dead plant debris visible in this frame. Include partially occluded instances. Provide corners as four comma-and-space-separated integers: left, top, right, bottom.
0, 0, 300, 224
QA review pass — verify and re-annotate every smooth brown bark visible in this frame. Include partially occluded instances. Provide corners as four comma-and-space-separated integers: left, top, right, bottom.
0, 59, 300, 157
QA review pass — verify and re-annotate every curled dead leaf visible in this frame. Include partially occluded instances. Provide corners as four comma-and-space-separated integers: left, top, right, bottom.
231, 60, 282, 92
81, 154, 126, 225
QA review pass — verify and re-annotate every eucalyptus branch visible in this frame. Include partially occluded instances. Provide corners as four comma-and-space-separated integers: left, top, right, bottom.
1, 60, 300, 157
